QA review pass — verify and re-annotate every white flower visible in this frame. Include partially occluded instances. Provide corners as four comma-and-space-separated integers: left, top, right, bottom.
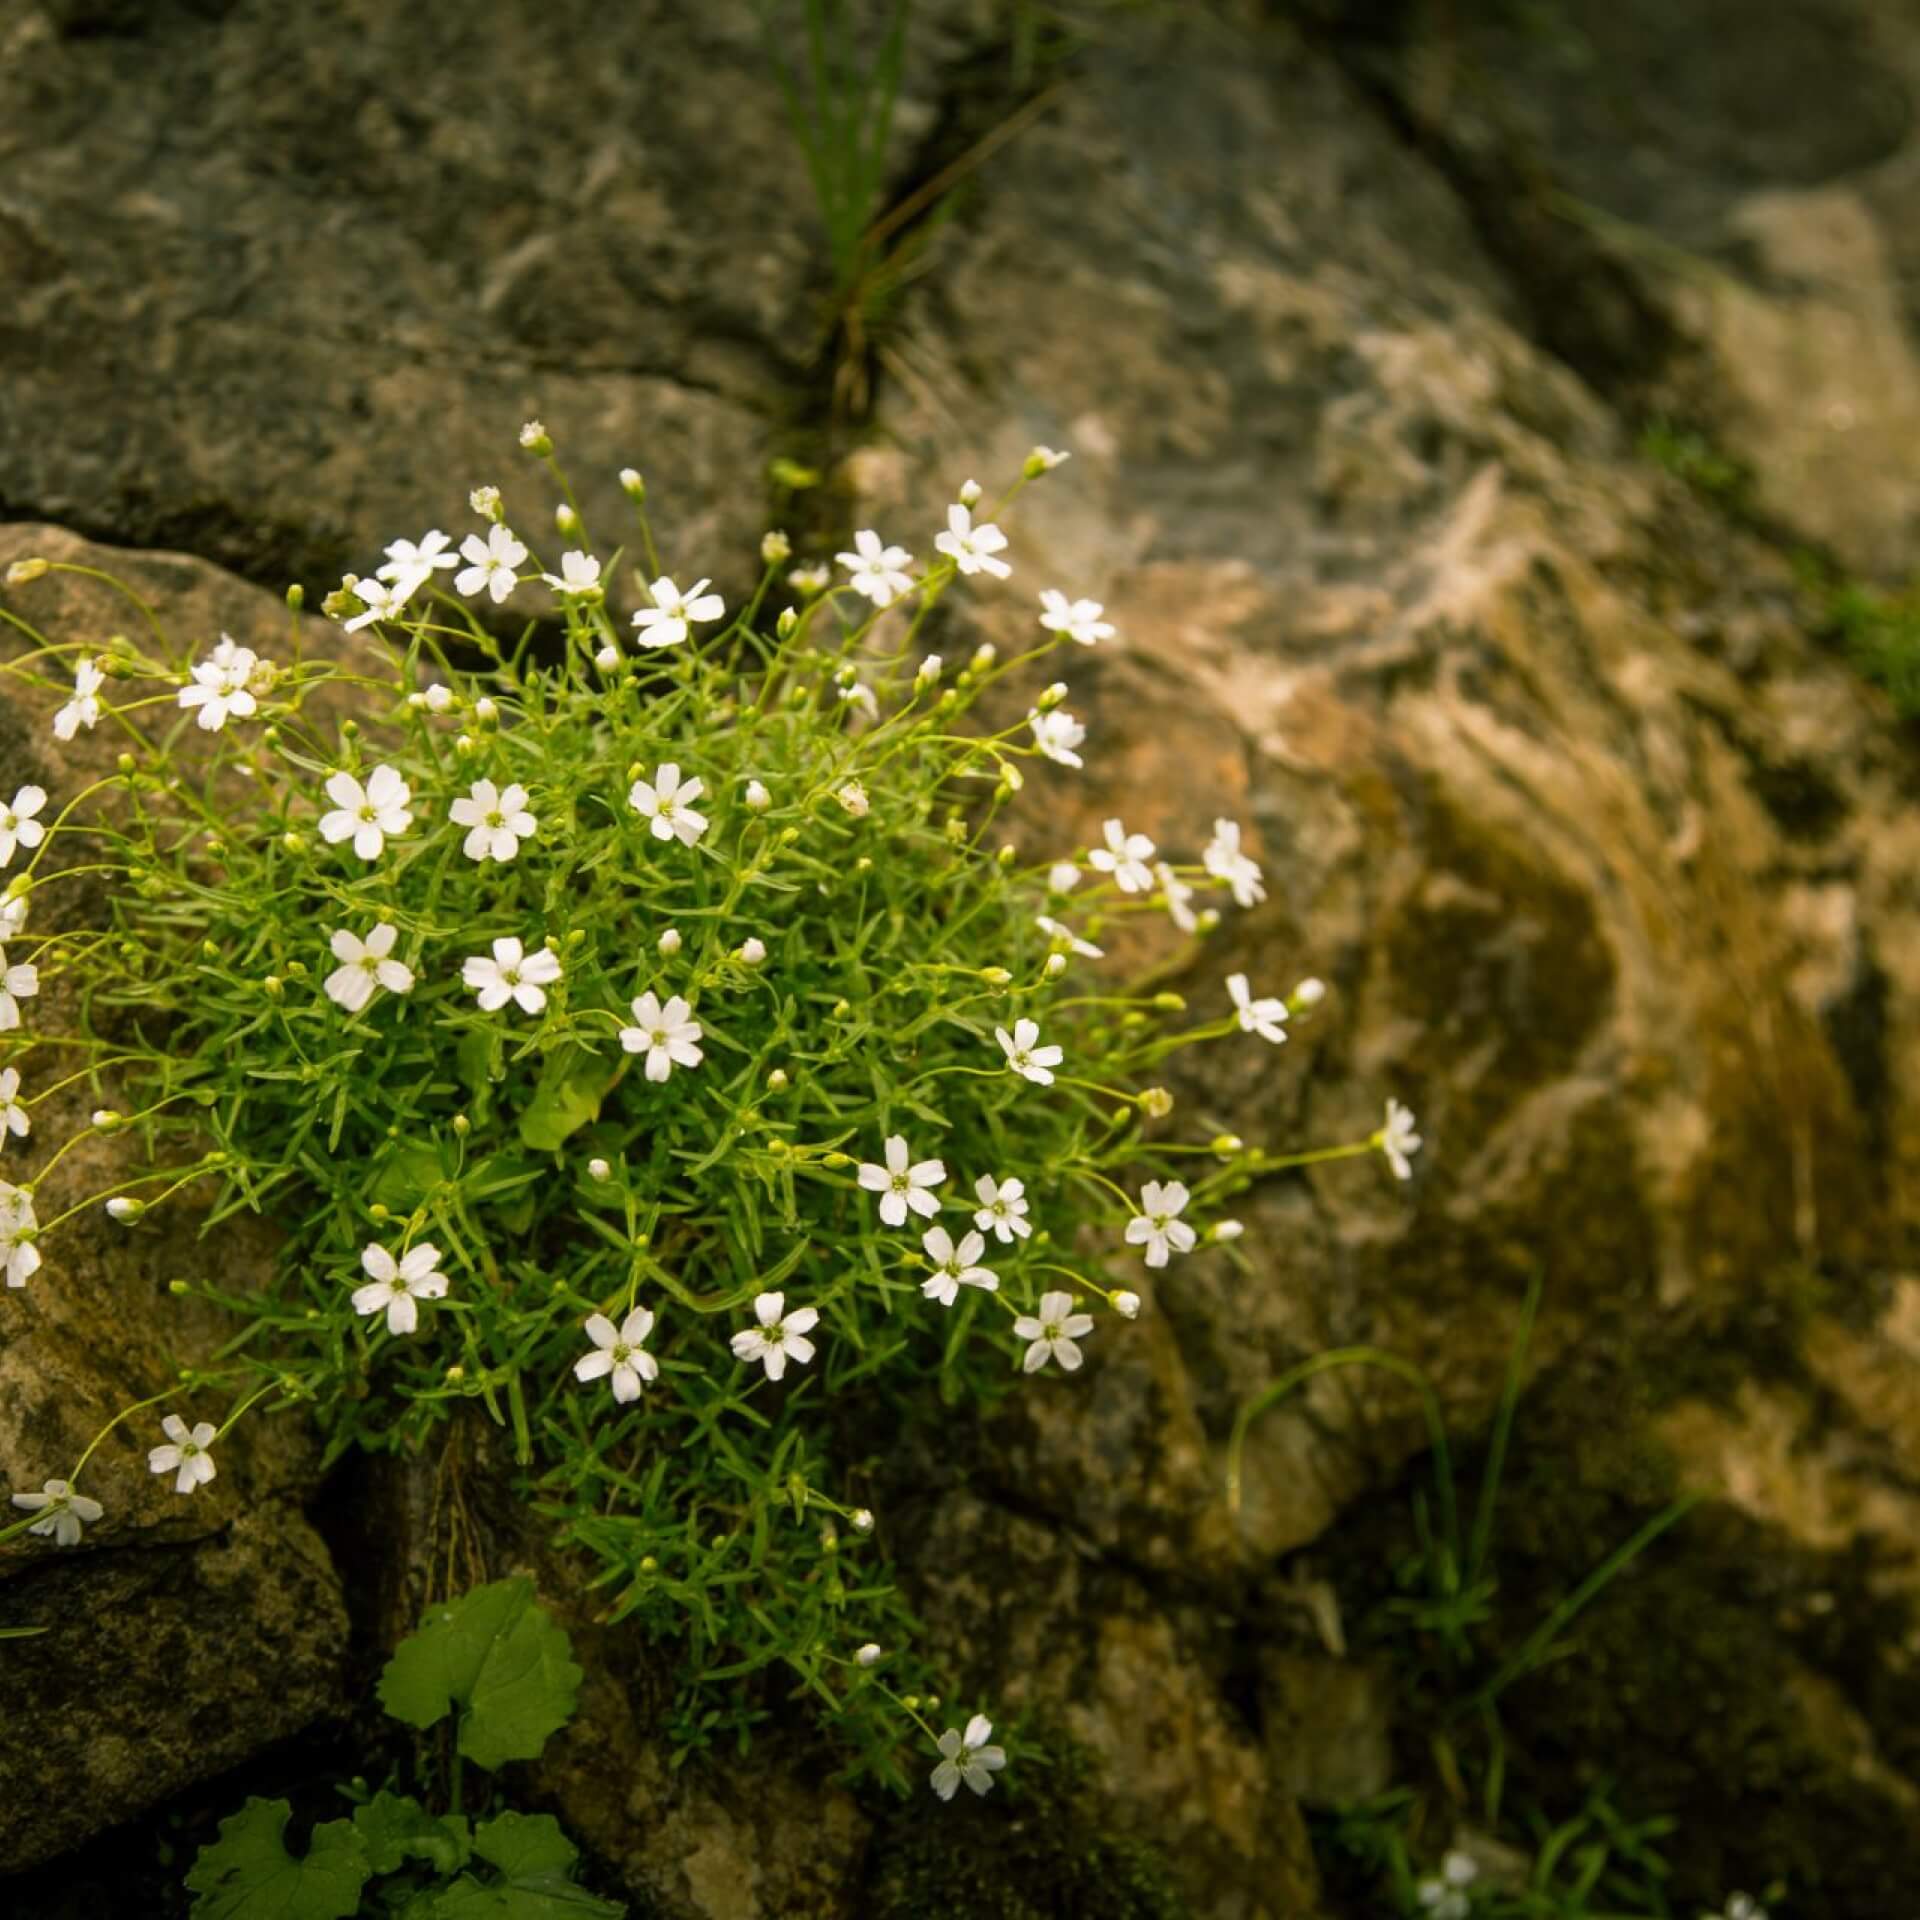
0, 945, 39, 1031
837, 529, 915, 608
324, 923, 415, 1013
519, 420, 548, 449
1204, 819, 1266, 908
1227, 973, 1289, 1045
342, 575, 421, 632
352, 1242, 448, 1335
470, 485, 501, 518
1038, 590, 1114, 647
933, 503, 1011, 579
0, 1183, 40, 1286
729, 1291, 819, 1382
319, 765, 413, 860
1416, 1851, 1478, 1920
0, 1068, 26, 1147
53, 659, 105, 741
542, 550, 603, 598
0, 785, 49, 868
1047, 862, 1081, 895
855, 1642, 883, 1667
996, 1018, 1063, 1086
147, 1415, 218, 1495
1112, 1289, 1142, 1319
620, 991, 704, 1082
972, 1174, 1032, 1243
1028, 708, 1085, 768
632, 575, 726, 648
0, 890, 26, 940
177, 644, 262, 732
762, 530, 792, 564
454, 524, 527, 603
1027, 445, 1071, 471
1014, 1290, 1094, 1373
574, 1307, 657, 1402
836, 781, 869, 818
857, 1134, 946, 1227
1087, 818, 1155, 893
930, 1715, 1006, 1800
10, 1479, 102, 1547
1125, 1180, 1195, 1269
920, 1225, 997, 1307
449, 779, 537, 863
788, 562, 831, 595
463, 937, 562, 1015
1381, 1098, 1422, 1181
377, 531, 459, 589
1035, 914, 1102, 961
628, 763, 708, 846
1156, 863, 1198, 933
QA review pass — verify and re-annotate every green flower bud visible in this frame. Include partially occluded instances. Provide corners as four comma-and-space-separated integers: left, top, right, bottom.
285, 583, 305, 611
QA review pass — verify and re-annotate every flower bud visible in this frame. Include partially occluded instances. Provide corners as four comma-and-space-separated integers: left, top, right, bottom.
555, 502, 581, 536
470, 485, 502, 519
767, 1068, 789, 1092
456, 733, 476, 755
588, 1157, 611, 1180
1139, 1087, 1174, 1117
823, 1151, 851, 1169
658, 927, 682, 957
761, 529, 792, 564
997, 844, 1017, 867
1037, 681, 1068, 711
916, 653, 943, 686
446, 1363, 466, 1383
452, 1113, 470, 1137
106, 1197, 144, 1223
831, 1000, 852, 1021
1197, 908, 1221, 933
1292, 976, 1326, 1007
281, 831, 306, 855
850, 1507, 874, 1534
739, 937, 767, 966
1211, 1133, 1244, 1156
1212, 1219, 1244, 1242
285, 583, 304, 611
519, 419, 551, 453
423, 683, 454, 713
1025, 444, 1070, 475
92, 1109, 122, 1132
595, 643, 620, 671
836, 781, 870, 818
981, 966, 1012, 986
474, 697, 498, 726
1045, 952, 1067, 978
855, 1642, 882, 1667
776, 606, 798, 639
264, 974, 283, 998
745, 779, 771, 812
619, 466, 645, 499
971, 642, 997, 671
5, 557, 50, 585
958, 478, 983, 507
1112, 1289, 1142, 1319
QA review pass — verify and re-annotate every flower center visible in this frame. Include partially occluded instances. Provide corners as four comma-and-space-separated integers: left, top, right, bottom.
502, 966, 522, 986
358, 803, 378, 822
612, 1341, 631, 1363
485, 809, 504, 828
649, 1028, 667, 1046
360, 955, 379, 973
1151, 1212, 1169, 1229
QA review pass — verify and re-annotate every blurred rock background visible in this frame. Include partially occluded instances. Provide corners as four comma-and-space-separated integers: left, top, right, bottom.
3, 1, 1920, 1914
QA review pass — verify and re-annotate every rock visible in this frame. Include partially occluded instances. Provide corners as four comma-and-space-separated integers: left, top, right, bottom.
1258, 1649, 1395, 1809
0, 525, 351, 1872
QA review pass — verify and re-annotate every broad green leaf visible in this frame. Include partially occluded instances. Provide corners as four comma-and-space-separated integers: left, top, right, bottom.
377, 1577, 583, 1769
517, 1048, 612, 1153
427, 1812, 625, 1917
352, 1789, 472, 1876
371, 1141, 447, 1212
186, 1798, 372, 1920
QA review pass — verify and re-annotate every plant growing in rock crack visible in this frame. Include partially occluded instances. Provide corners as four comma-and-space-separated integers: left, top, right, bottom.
0, 429, 1417, 1794
185, 1577, 624, 1917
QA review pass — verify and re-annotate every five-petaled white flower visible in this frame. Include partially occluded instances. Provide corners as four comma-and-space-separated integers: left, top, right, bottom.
542, 550, 603, 598
454, 524, 527, 603
1126, 1180, 1195, 1269
0, 945, 38, 1031
319, 765, 413, 861
377, 531, 459, 591
147, 1415, 218, 1495
450, 778, 537, 863
1204, 819, 1266, 908
1038, 590, 1114, 647
1087, 818, 1155, 893
930, 1715, 1006, 1800
837, 529, 915, 608
1381, 1098, 1422, 1180
0, 1067, 26, 1146
1415, 1851, 1478, 1920
1227, 973, 1289, 1045
1028, 709, 1085, 769
632, 575, 726, 649
933, 503, 1011, 579
1014, 1290, 1094, 1373
10, 1479, 102, 1547
1036, 914, 1102, 960
620, 991, 703, 1082
858, 1135, 946, 1227
54, 659, 105, 741
178, 643, 262, 733
996, 1018, 1063, 1086
0, 785, 49, 868
574, 1307, 657, 1402
352, 1242, 447, 1335
730, 1291, 819, 1382
0, 1183, 39, 1286
463, 937, 562, 1015
324, 923, 415, 1013
628, 763, 708, 847
919, 1225, 997, 1307
342, 575, 419, 632
973, 1174, 1032, 1243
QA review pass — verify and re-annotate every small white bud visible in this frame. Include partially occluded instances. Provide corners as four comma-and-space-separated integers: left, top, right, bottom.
970, 642, 997, 671
767, 1068, 789, 1092
958, 478, 983, 507
1048, 862, 1081, 894
595, 644, 620, 671
850, 1508, 874, 1534
916, 653, 943, 685
836, 781, 870, 818
588, 1157, 612, 1181
619, 466, 644, 498
469, 485, 501, 519
776, 606, 798, 639
1292, 976, 1326, 1006
658, 927, 683, 957
519, 419, 550, 452
1036, 680, 1068, 711
1196, 907, 1221, 933
106, 1197, 144, 1223
1213, 1219, 1245, 1242
854, 1642, 882, 1667
1025, 445, 1071, 475
1112, 1289, 1141, 1319
423, 683, 454, 713
739, 937, 767, 966
473, 697, 498, 725
555, 502, 581, 536
761, 529, 792, 564
787, 563, 829, 595
745, 779, 771, 812
92, 1109, 122, 1132
281, 831, 307, 854
455, 733, 476, 756
5, 557, 50, 586
1044, 952, 1067, 978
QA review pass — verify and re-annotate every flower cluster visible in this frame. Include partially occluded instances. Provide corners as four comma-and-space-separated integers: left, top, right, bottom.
0, 437, 1420, 1798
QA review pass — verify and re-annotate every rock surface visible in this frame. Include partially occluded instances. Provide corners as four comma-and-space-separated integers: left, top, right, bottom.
4, 0, 1920, 1915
